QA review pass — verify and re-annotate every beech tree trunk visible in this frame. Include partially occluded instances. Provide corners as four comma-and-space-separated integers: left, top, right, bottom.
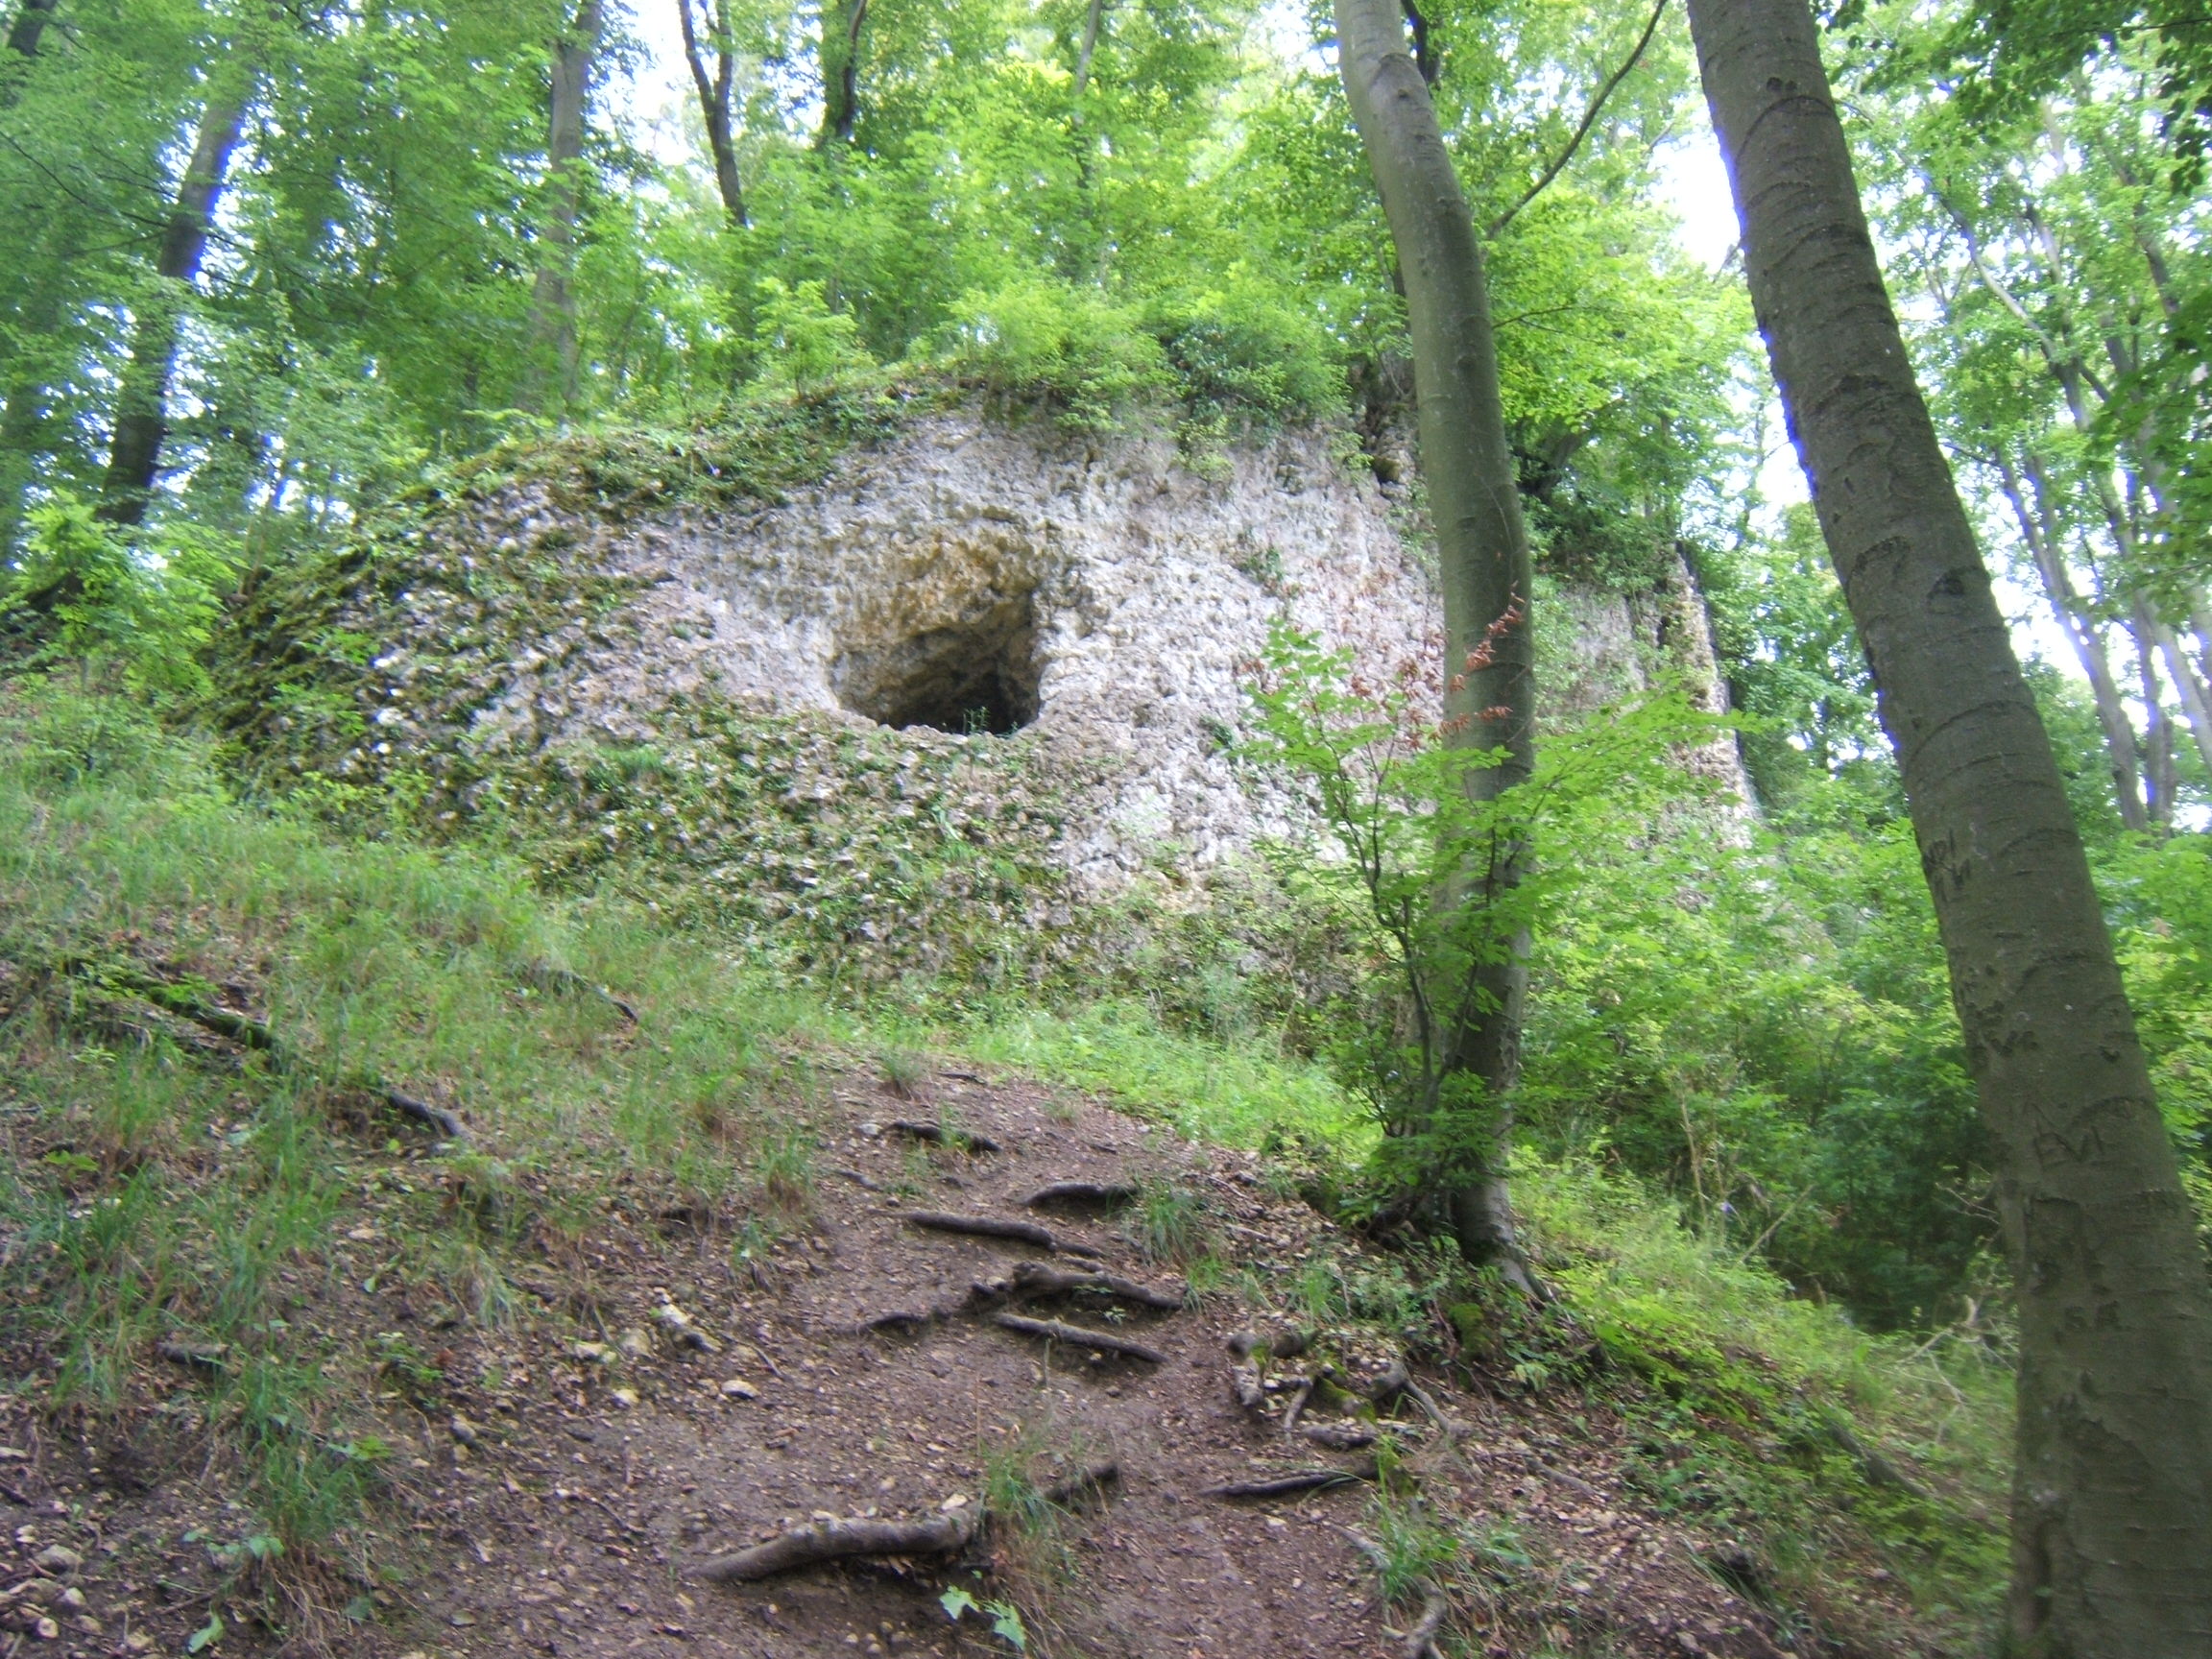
95, 72, 250, 527
1687, 0, 2212, 1651
519, 0, 603, 416
1993, 452, 2146, 831
1334, 0, 1537, 1283
677, 0, 748, 227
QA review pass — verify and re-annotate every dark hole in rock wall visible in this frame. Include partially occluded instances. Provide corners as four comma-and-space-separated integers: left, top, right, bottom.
833, 592, 1042, 736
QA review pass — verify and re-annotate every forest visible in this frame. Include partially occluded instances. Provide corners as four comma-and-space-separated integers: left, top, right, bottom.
3, 0, 2212, 1652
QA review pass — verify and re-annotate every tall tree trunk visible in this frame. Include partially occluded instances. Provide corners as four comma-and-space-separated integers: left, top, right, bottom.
1, 0, 55, 74
1688, 0, 2212, 1651
677, 0, 748, 227
0, 0, 60, 549
95, 72, 250, 528
519, 0, 603, 417
1334, 0, 1537, 1285
1995, 451, 2146, 831
817, 0, 866, 148
1072, 0, 1105, 100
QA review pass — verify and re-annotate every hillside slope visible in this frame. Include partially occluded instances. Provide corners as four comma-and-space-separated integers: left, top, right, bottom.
0, 686, 2008, 1659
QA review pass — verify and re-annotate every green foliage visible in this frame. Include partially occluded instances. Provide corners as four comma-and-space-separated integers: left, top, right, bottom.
3, 494, 237, 694
940, 1586, 1028, 1651
751, 277, 878, 394
1245, 617, 1716, 1211
946, 276, 1170, 429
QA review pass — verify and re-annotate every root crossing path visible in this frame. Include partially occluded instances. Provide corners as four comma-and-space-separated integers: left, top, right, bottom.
1, 1072, 1793, 1659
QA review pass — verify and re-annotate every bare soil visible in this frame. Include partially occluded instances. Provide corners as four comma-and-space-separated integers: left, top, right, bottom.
0, 1071, 1842, 1659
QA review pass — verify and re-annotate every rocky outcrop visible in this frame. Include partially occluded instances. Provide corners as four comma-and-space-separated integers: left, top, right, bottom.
322, 405, 1740, 890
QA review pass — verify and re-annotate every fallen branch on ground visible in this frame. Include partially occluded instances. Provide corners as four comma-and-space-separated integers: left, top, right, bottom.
994, 1313, 1166, 1364
689, 1509, 981, 1583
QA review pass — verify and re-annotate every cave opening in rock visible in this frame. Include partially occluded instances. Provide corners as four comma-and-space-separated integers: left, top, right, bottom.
833, 593, 1042, 736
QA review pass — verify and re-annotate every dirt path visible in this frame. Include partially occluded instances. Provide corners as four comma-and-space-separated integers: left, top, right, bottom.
3, 1073, 1801, 1659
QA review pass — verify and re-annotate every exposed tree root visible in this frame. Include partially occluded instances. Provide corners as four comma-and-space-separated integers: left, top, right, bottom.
384, 1089, 469, 1142
1228, 1327, 1311, 1360
994, 1313, 1166, 1364
888, 1120, 1002, 1154
690, 1509, 982, 1583
1230, 1362, 1267, 1412
829, 1166, 884, 1192
1341, 1527, 1449, 1659
1303, 1422, 1379, 1451
1205, 1466, 1371, 1499
1038, 1460, 1119, 1507
904, 1212, 1057, 1250
1369, 1358, 1453, 1436
517, 961, 639, 1025
690, 1463, 1120, 1586
1281, 1375, 1315, 1437
43, 954, 473, 1145
993, 1261, 1185, 1310
1023, 1181, 1137, 1208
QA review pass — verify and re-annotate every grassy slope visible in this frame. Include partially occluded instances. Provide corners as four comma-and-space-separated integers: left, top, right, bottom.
0, 684, 2009, 1650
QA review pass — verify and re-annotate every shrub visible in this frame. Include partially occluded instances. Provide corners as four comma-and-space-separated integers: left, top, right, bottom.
944, 276, 1169, 428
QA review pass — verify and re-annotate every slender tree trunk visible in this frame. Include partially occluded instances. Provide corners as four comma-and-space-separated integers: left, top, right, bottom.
817, 0, 866, 148
1687, 1, 2212, 1652
677, 0, 748, 227
519, 0, 603, 416
2135, 615, 2178, 830
94, 72, 250, 527
1995, 453, 2146, 830
1334, 0, 1537, 1285
1072, 0, 1105, 100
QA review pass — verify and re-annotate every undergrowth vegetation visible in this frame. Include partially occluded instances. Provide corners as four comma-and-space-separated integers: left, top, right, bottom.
0, 677, 2012, 1647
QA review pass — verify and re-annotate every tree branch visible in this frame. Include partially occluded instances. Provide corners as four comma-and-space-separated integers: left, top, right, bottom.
1486, 0, 1668, 238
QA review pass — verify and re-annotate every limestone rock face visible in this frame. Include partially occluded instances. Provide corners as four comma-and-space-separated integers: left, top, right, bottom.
355, 404, 1744, 889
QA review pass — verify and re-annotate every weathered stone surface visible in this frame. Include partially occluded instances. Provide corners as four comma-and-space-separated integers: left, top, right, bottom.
340, 404, 1745, 889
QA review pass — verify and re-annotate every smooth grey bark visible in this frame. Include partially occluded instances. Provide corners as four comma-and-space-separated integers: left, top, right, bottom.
1688, 0, 2212, 1650
519, 0, 604, 416
677, 0, 748, 227
1992, 452, 2146, 831
1334, 0, 1537, 1286
1071, 0, 1105, 100
95, 72, 250, 527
